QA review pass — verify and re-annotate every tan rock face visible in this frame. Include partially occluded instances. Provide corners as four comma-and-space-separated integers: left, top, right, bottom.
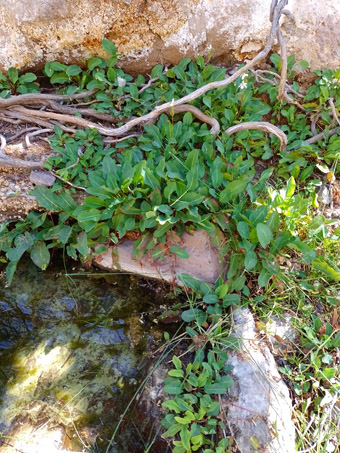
0, 0, 339, 75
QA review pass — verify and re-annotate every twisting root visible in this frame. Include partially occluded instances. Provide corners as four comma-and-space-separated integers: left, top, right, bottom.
0, 134, 6, 152
172, 105, 220, 136
25, 128, 53, 147
328, 98, 340, 127
48, 170, 86, 191
276, 27, 305, 110
47, 101, 119, 123
306, 126, 340, 145
7, 127, 41, 143
0, 89, 97, 108
147, 104, 220, 136
225, 121, 287, 151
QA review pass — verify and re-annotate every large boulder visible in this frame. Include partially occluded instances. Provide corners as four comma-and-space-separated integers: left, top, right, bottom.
0, 0, 339, 75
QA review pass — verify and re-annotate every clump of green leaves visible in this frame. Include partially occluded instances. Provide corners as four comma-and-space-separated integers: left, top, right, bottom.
161, 355, 231, 453
0, 67, 39, 97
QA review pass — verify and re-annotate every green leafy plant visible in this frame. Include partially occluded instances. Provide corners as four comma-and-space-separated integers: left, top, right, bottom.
1, 41, 340, 451
0, 67, 39, 97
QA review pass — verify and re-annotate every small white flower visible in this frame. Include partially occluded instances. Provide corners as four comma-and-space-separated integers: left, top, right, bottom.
240, 81, 248, 90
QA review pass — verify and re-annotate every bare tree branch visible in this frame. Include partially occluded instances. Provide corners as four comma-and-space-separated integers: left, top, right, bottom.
225, 121, 287, 151
0, 89, 97, 108
328, 97, 340, 127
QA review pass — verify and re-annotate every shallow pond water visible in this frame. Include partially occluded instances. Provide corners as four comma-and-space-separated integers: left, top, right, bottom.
0, 258, 172, 452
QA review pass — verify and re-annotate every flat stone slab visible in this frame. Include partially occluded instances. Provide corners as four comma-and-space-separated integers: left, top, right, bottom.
224, 308, 295, 453
93, 230, 221, 285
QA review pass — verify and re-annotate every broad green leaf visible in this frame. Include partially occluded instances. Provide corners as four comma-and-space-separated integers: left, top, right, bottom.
153, 222, 173, 238
266, 211, 280, 233
172, 355, 182, 370
8, 67, 18, 84
244, 250, 257, 270
178, 273, 200, 291
181, 308, 207, 324
174, 416, 191, 425
237, 221, 249, 239
151, 64, 163, 78
203, 294, 219, 304
164, 378, 183, 395
51, 62, 67, 72
60, 226, 72, 245
57, 191, 78, 211
180, 427, 191, 450
204, 377, 233, 394
143, 167, 160, 190
162, 400, 182, 414
309, 214, 325, 230
223, 293, 240, 305
88, 57, 104, 71
312, 258, 340, 281
50, 72, 70, 84
77, 209, 101, 223
84, 196, 107, 209
65, 65, 82, 76
6, 261, 18, 284
215, 283, 229, 298
175, 249, 190, 259
162, 423, 182, 438
76, 231, 88, 256
7, 232, 34, 262
19, 73, 37, 84
168, 369, 184, 378
256, 223, 273, 248
30, 241, 50, 270
258, 268, 271, 287
102, 39, 117, 55
32, 186, 62, 211
286, 176, 296, 197
220, 180, 247, 203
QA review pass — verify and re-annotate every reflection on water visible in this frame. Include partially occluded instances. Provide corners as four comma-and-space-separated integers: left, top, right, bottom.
0, 258, 170, 452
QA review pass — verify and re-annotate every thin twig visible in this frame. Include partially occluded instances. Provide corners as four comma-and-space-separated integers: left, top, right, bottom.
0, 134, 6, 152
7, 127, 41, 143
251, 70, 304, 98
277, 27, 305, 110
138, 77, 159, 95
103, 134, 139, 144
277, 28, 287, 101
328, 97, 340, 127
311, 113, 321, 136
306, 126, 340, 145
225, 121, 287, 151
25, 128, 53, 147
0, 110, 75, 133
0, 89, 97, 108
47, 101, 119, 123
48, 170, 86, 191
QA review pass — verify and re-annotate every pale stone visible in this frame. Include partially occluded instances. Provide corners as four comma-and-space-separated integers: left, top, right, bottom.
0, 0, 339, 75
93, 230, 221, 284
224, 308, 295, 453
29, 170, 56, 187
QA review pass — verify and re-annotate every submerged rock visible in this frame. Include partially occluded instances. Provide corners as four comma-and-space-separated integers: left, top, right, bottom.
0, 259, 170, 452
